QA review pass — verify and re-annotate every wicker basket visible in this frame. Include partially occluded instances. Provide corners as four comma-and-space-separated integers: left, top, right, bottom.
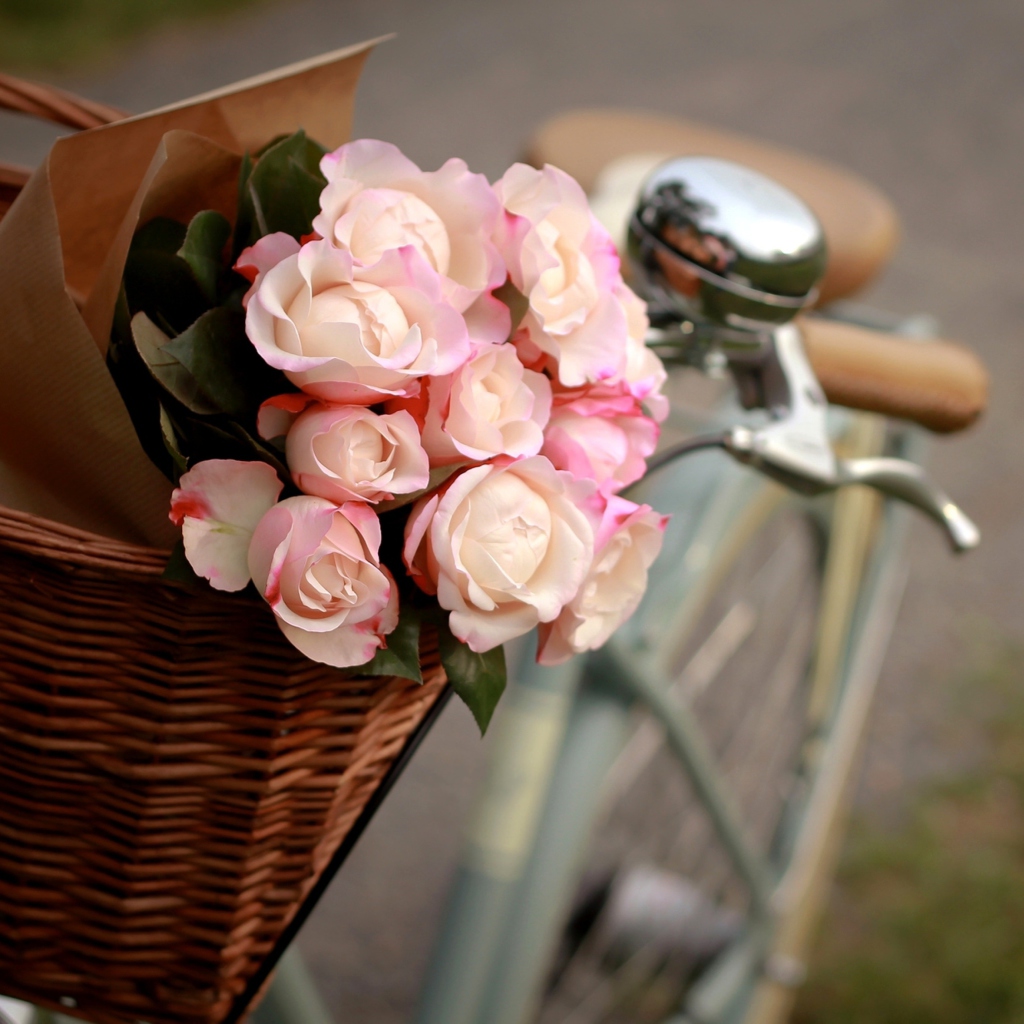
0, 79, 449, 1024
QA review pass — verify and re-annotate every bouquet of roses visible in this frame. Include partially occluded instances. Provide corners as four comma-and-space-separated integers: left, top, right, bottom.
110, 130, 669, 729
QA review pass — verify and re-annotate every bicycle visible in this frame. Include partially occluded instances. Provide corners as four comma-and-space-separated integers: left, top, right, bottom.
0, 97, 987, 1024
402, 111, 986, 1024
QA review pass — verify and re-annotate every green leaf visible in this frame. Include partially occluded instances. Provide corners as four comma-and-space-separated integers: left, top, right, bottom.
437, 620, 507, 734
108, 288, 178, 481
494, 278, 530, 337
222, 421, 291, 477
234, 129, 328, 250
359, 605, 422, 683
125, 217, 209, 332
162, 539, 202, 586
177, 210, 232, 303
170, 414, 291, 482
131, 311, 221, 416
159, 404, 188, 482
132, 217, 187, 254
132, 307, 288, 423
162, 307, 283, 419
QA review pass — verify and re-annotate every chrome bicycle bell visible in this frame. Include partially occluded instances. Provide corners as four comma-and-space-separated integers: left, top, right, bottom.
627, 156, 827, 334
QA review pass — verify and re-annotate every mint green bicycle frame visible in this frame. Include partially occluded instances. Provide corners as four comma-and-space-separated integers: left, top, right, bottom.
409, 309, 922, 1024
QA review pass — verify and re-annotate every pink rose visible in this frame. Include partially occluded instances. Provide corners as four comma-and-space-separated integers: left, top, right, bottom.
256, 391, 314, 443
537, 496, 668, 665
403, 456, 594, 652
315, 140, 509, 344
617, 280, 669, 422
541, 391, 659, 494
286, 403, 429, 504
169, 459, 283, 592
235, 231, 304, 306
494, 163, 631, 388
404, 343, 552, 465
242, 236, 470, 403
248, 496, 398, 668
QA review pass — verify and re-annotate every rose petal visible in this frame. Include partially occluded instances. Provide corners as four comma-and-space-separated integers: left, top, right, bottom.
537, 497, 668, 665
170, 460, 284, 592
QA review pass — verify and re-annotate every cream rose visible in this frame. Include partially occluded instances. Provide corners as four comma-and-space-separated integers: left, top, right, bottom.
494, 162, 632, 388
286, 404, 429, 504
412, 343, 552, 465
242, 236, 470, 403
537, 496, 668, 665
403, 456, 594, 652
248, 496, 398, 668
315, 140, 505, 313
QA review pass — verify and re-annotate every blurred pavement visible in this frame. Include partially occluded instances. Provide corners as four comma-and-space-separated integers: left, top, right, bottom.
2, 2, 1022, 1019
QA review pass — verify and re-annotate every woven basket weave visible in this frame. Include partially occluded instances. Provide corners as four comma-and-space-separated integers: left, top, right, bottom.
0, 79, 449, 1024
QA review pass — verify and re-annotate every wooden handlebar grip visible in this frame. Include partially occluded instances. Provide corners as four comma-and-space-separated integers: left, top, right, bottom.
800, 317, 989, 433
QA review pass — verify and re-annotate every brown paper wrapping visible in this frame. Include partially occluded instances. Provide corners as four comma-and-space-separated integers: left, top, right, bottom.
0, 38, 381, 546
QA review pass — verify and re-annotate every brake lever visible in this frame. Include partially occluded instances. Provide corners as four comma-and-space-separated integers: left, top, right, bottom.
651, 323, 980, 553
834, 457, 979, 551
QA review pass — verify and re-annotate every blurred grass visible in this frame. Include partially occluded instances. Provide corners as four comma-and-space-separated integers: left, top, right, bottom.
0, 0, 269, 71
794, 643, 1024, 1024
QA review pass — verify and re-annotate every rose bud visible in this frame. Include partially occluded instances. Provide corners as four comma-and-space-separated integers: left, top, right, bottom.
286, 404, 429, 504
248, 496, 398, 668
415, 343, 552, 465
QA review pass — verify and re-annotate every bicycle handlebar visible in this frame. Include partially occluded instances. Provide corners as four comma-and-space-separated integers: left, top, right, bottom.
800, 317, 989, 434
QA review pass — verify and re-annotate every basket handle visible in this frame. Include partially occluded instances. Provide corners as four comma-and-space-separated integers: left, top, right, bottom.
0, 72, 127, 218
0, 72, 126, 130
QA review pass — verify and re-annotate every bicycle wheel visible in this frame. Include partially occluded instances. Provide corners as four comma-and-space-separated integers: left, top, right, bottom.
536, 497, 823, 1024
414, 407, 899, 1024
524, 418, 899, 1024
